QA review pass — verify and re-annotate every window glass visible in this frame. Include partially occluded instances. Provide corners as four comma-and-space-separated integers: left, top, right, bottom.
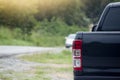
102, 7, 120, 31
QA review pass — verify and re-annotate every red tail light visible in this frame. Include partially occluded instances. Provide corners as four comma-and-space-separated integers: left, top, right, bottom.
72, 40, 82, 71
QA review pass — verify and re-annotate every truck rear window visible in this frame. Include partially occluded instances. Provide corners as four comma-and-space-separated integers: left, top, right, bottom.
102, 7, 120, 31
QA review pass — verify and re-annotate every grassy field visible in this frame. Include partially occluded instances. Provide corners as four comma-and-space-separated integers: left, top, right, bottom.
0, 26, 89, 46
19, 50, 73, 80
0, 50, 73, 80
20, 50, 72, 64
20, 50, 72, 80
0, 36, 65, 47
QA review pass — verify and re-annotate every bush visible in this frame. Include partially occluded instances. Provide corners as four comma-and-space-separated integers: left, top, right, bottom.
33, 17, 88, 36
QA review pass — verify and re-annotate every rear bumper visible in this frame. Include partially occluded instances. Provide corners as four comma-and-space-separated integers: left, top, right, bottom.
74, 76, 120, 80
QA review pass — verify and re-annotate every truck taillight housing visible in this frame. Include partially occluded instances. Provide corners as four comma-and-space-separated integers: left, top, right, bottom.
72, 40, 82, 71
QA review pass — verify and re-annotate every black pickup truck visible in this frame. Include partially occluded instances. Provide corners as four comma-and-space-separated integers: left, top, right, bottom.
72, 2, 120, 80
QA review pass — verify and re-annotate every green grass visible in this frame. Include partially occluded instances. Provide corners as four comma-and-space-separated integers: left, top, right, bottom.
0, 73, 12, 80
20, 50, 72, 64
34, 65, 73, 80
0, 36, 64, 47
0, 50, 73, 80
0, 27, 65, 46
19, 50, 73, 80
0, 26, 89, 47
0, 68, 51, 80
30, 36, 65, 47
0, 39, 34, 46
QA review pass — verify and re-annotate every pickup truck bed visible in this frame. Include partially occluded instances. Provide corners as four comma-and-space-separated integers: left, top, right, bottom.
81, 32, 120, 68
74, 32, 120, 79
75, 76, 120, 80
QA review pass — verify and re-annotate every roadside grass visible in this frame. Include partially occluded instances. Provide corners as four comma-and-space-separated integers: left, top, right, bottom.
0, 73, 12, 80
0, 69, 50, 80
0, 26, 89, 47
0, 39, 34, 46
35, 65, 73, 80
0, 50, 73, 80
0, 36, 64, 47
0, 27, 65, 47
19, 50, 73, 80
20, 50, 72, 64
0, 65, 51, 80
30, 36, 65, 47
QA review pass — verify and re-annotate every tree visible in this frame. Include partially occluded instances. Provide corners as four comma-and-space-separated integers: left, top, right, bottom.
35, 0, 90, 27
0, 0, 36, 36
81, 0, 120, 23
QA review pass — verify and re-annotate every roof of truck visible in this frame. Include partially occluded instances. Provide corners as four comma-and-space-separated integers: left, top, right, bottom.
108, 2, 120, 7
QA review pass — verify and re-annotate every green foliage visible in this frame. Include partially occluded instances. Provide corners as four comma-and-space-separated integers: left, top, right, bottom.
61, 0, 90, 27
30, 35, 64, 47
0, 0, 37, 35
0, 27, 64, 46
35, 0, 90, 27
0, 26, 88, 46
0, 0, 90, 37
33, 18, 88, 36
0, 27, 33, 45
81, 0, 120, 23
28, 18, 88, 46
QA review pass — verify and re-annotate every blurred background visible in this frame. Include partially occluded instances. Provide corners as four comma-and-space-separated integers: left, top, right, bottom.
0, 0, 119, 47
0, 0, 120, 80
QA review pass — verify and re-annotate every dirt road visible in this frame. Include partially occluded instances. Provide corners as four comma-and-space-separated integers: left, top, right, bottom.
0, 46, 65, 57
0, 46, 65, 71
0, 46, 73, 80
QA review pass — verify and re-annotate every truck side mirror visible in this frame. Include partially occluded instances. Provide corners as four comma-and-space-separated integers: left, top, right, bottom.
92, 24, 97, 31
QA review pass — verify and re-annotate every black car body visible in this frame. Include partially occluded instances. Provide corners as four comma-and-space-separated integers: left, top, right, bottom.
72, 2, 120, 80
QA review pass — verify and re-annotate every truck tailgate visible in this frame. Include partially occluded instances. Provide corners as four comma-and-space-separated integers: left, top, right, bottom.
77, 32, 120, 74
